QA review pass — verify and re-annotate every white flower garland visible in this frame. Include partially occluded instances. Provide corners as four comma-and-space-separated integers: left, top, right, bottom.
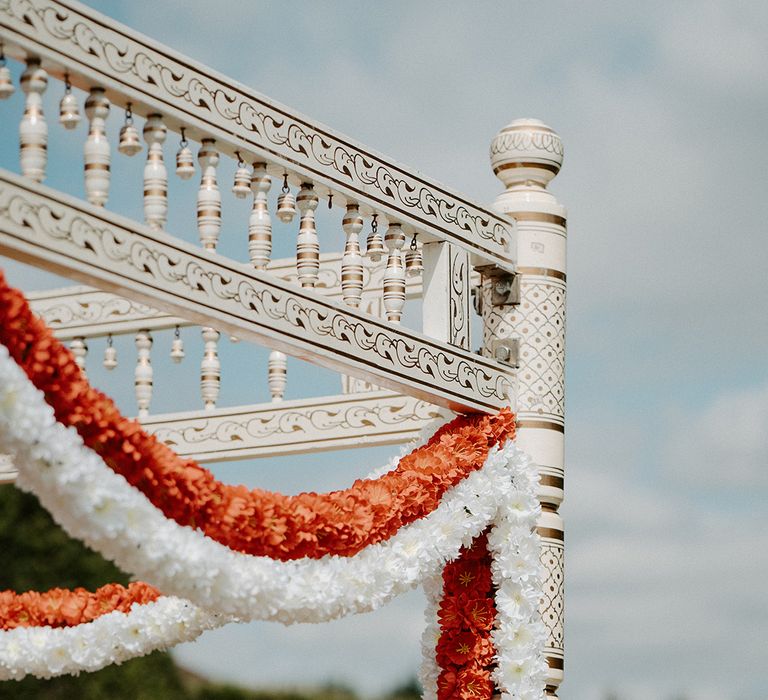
418, 573, 443, 700
416, 451, 547, 700
487, 463, 549, 699
0, 597, 224, 681
0, 345, 510, 622
0, 344, 546, 694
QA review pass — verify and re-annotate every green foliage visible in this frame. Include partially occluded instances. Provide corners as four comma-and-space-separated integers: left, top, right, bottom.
0, 485, 420, 699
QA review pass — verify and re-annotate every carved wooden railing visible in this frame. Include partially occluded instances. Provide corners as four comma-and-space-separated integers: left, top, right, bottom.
0, 2, 570, 696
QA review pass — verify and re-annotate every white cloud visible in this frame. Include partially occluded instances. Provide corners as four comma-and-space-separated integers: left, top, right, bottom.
663, 383, 768, 487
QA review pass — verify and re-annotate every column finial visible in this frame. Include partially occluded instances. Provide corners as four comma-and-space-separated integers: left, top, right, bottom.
490, 118, 563, 190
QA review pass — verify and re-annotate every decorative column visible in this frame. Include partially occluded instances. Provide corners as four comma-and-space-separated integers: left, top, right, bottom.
484, 119, 567, 698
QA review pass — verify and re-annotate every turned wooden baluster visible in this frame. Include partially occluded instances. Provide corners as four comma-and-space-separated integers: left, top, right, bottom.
268, 351, 287, 402
196, 140, 222, 409
296, 183, 320, 288
200, 327, 221, 410
134, 330, 153, 419
84, 88, 110, 206
248, 162, 272, 270
383, 223, 406, 323
69, 337, 87, 375
341, 204, 364, 308
197, 139, 221, 250
19, 58, 47, 183
143, 114, 167, 230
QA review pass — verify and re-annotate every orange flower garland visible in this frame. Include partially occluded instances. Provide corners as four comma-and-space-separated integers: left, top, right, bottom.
436, 533, 497, 700
0, 272, 515, 561
0, 582, 160, 630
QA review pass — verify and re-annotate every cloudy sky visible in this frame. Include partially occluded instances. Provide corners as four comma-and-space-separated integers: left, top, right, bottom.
1, 1, 767, 699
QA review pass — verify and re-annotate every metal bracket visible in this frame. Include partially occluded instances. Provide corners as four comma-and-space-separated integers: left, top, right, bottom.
489, 338, 519, 368
474, 265, 520, 307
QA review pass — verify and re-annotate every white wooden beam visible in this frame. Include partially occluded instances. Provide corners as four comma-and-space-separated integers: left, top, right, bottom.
0, 170, 513, 414
0, 392, 446, 480
26, 255, 431, 340
0, 0, 516, 270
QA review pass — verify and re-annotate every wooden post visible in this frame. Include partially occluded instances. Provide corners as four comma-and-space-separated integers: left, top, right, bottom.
484, 119, 567, 698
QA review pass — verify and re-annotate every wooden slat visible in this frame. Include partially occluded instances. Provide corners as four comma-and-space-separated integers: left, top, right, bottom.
0, 0, 515, 270
0, 392, 445, 478
0, 170, 513, 414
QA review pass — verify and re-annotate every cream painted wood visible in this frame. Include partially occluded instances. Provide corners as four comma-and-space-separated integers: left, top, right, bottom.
142, 391, 446, 463
248, 162, 271, 270
83, 88, 110, 206
196, 139, 221, 251
0, 392, 445, 476
142, 114, 168, 230
24, 254, 439, 341
134, 330, 153, 418
267, 350, 287, 402
0, 0, 515, 270
421, 241, 471, 350
382, 223, 406, 323
19, 57, 47, 183
200, 327, 221, 410
341, 204, 364, 308
486, 118, 567, 698
296, 183, 320, 288
69, 336, 87, 374
0, 170, 513, 414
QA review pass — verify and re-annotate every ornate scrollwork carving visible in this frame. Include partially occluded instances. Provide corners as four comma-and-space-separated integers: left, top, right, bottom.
1, 0, 513, 259
0, 175, 512, 411
152, 395, 442, 452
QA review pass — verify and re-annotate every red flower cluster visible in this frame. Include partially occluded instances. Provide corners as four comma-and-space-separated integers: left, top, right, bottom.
436, 533, 497, 700
0, 582, 160, 630
0, 272, 516, 561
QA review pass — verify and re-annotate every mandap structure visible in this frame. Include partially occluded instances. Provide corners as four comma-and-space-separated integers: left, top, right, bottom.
0, 2, 567, 698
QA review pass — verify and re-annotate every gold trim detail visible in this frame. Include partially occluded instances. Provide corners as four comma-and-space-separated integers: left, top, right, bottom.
512, 211, 567, 227
84, 163, 110, 172
546, 657, 564, 670
516, 266, 566, 281
538, 526, 564, 542
493, 161, 560, 175
539, 474, 564, 489
516, 419, 565, 433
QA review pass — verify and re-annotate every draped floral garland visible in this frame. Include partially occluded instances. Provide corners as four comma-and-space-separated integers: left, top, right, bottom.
0, 272, 547, 698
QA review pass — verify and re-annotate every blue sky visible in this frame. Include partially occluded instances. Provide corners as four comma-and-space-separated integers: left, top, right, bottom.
1, 1, 767, 698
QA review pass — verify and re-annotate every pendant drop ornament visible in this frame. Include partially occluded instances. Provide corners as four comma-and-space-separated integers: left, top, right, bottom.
117, 103, 142, 156
366, 214, 385, 262
276, 173, 297, 224
170, 326, 185, 363
103, 334, 117, 370
232, 153, 251, 198
175, 128, 195, 179
405, 233, 423, 277
58, 74, 81, 129
171, 326, 184, 365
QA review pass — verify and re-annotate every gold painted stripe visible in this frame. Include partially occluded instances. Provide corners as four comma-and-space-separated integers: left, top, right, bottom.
546, 657, 564, 670
84, 163, 110, 171
539, 474, 564, 489
517, 419, 565, 433
196, 209, 221, 218
538, 526, 564, 541
513, 211, 567, 227
516, 266, 566, 281
143, 189, 167, 197
493, 161, 560, 175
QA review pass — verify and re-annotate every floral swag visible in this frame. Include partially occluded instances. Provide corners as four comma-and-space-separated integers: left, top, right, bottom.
0, 272, 547, 699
